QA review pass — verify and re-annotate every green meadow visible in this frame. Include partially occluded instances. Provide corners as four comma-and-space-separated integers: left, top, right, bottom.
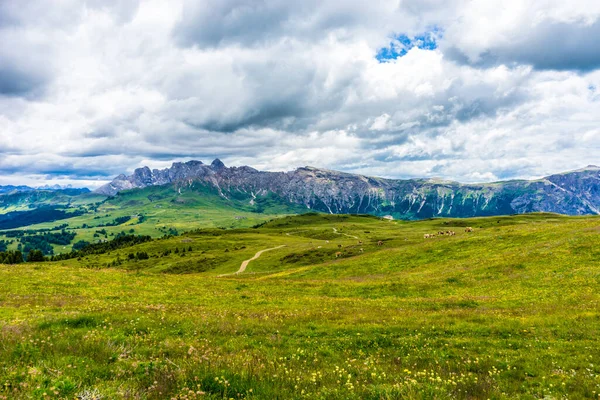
1, 213, 599, 399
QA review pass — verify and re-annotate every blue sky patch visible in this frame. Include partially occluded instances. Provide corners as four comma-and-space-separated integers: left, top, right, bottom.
376, 28, 441, 62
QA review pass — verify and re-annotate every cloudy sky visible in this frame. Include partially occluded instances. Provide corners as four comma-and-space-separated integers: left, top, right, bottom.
1, 0, 599, 188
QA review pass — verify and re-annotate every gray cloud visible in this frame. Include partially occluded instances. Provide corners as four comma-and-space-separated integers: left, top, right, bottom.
0, 64, 47, 96
173, 0, 403, 48
445, 20, 600, 71
174, 0, 299, 47
0, 30, 54, 97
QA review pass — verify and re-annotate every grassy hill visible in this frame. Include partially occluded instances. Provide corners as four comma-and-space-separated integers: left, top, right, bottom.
0, 183, 305, 255
0, 213, 599, 399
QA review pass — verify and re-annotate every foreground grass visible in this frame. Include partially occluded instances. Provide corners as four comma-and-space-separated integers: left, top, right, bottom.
0, 213, 599, 399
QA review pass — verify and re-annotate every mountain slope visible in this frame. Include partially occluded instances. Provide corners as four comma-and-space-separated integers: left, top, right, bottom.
96, 160, 600, 219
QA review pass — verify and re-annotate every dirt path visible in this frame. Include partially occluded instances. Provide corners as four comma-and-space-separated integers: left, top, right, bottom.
219, 245, 286, 277
332, 227, 359, 240
285, 230, 307, 236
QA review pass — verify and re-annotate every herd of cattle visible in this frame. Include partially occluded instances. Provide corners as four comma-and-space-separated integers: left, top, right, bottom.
424, 227, 473, 239
332, 226, 475, 258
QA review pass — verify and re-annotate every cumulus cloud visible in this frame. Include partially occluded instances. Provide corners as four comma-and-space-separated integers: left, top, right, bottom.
441, 0, 600, 71
0, 0, 599, 188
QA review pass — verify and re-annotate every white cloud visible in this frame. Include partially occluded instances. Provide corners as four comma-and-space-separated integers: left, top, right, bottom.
0, 0, 599, 187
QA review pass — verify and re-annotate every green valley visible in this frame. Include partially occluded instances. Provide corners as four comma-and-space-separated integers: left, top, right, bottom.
0, 183, 304, 257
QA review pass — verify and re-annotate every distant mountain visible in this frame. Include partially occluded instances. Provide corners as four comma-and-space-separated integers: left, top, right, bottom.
0, 187, 92, 212
0, 184, 87, 194
36, 184, 74, 190
0, 185, 35, 194
96, 160, 600, 219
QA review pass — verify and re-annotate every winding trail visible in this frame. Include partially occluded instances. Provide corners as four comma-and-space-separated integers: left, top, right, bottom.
332, 227, 359, 240
285, 230, 308, 236
219, 245, 286, 277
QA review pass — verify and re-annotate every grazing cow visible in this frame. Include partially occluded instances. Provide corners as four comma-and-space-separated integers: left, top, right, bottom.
438, 231, 445, 235
326, 240, 330, 244
358, 240, 363, 245
424, 234, 431, 239
465, 227, 474, 232
449, 231, 456, 236
360, 248, 364, 252
377, 240, 383, 246
335, 252, 342, 258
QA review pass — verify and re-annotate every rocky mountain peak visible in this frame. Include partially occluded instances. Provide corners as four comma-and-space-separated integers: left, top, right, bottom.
211, 158, 226, 170
132, 166, 153, 185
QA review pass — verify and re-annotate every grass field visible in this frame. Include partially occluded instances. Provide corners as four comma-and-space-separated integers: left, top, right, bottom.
1, 213, 599, 399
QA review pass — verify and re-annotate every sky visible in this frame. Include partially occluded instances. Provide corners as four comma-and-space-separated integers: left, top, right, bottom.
1, 0, 599, 188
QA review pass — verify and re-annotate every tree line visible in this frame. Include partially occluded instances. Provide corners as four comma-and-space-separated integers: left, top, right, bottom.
0, 249, 46, 264
0, 233, 153, 264
19, 230, 76, 255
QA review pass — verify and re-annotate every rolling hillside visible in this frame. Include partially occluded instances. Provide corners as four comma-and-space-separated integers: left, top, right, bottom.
1, 213, 599, 398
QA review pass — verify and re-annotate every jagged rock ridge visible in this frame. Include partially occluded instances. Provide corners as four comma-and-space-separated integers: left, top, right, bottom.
95, 160, 600, 219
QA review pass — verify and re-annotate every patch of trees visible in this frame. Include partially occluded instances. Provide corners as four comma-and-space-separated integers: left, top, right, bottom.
72, 240, 91, 251
20, 230, 76, 255
158, 226, 179, 236
159, 246, 192, 257
0, 207, 85, 229
87, 215, 145, 229
98, 215, 131, 226
0, 224, 69, 238
0, 250, 23, 264
251, 220, 271, 228
25, 230, 75, 245
1, 231, 23, 238
21, 240, 52, 255
80, 232, 151, 255
188, 228, 223, 236
93, 229, 108, 238
0, 249, 53, 263
128, 251, 149, 260
0, 240, 8, 252
26, 250, 45, 262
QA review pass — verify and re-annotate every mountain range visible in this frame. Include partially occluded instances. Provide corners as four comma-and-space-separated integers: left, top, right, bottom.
0, 186, 91, 212
0, 184, 86, 195
95, 160, 600, 219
